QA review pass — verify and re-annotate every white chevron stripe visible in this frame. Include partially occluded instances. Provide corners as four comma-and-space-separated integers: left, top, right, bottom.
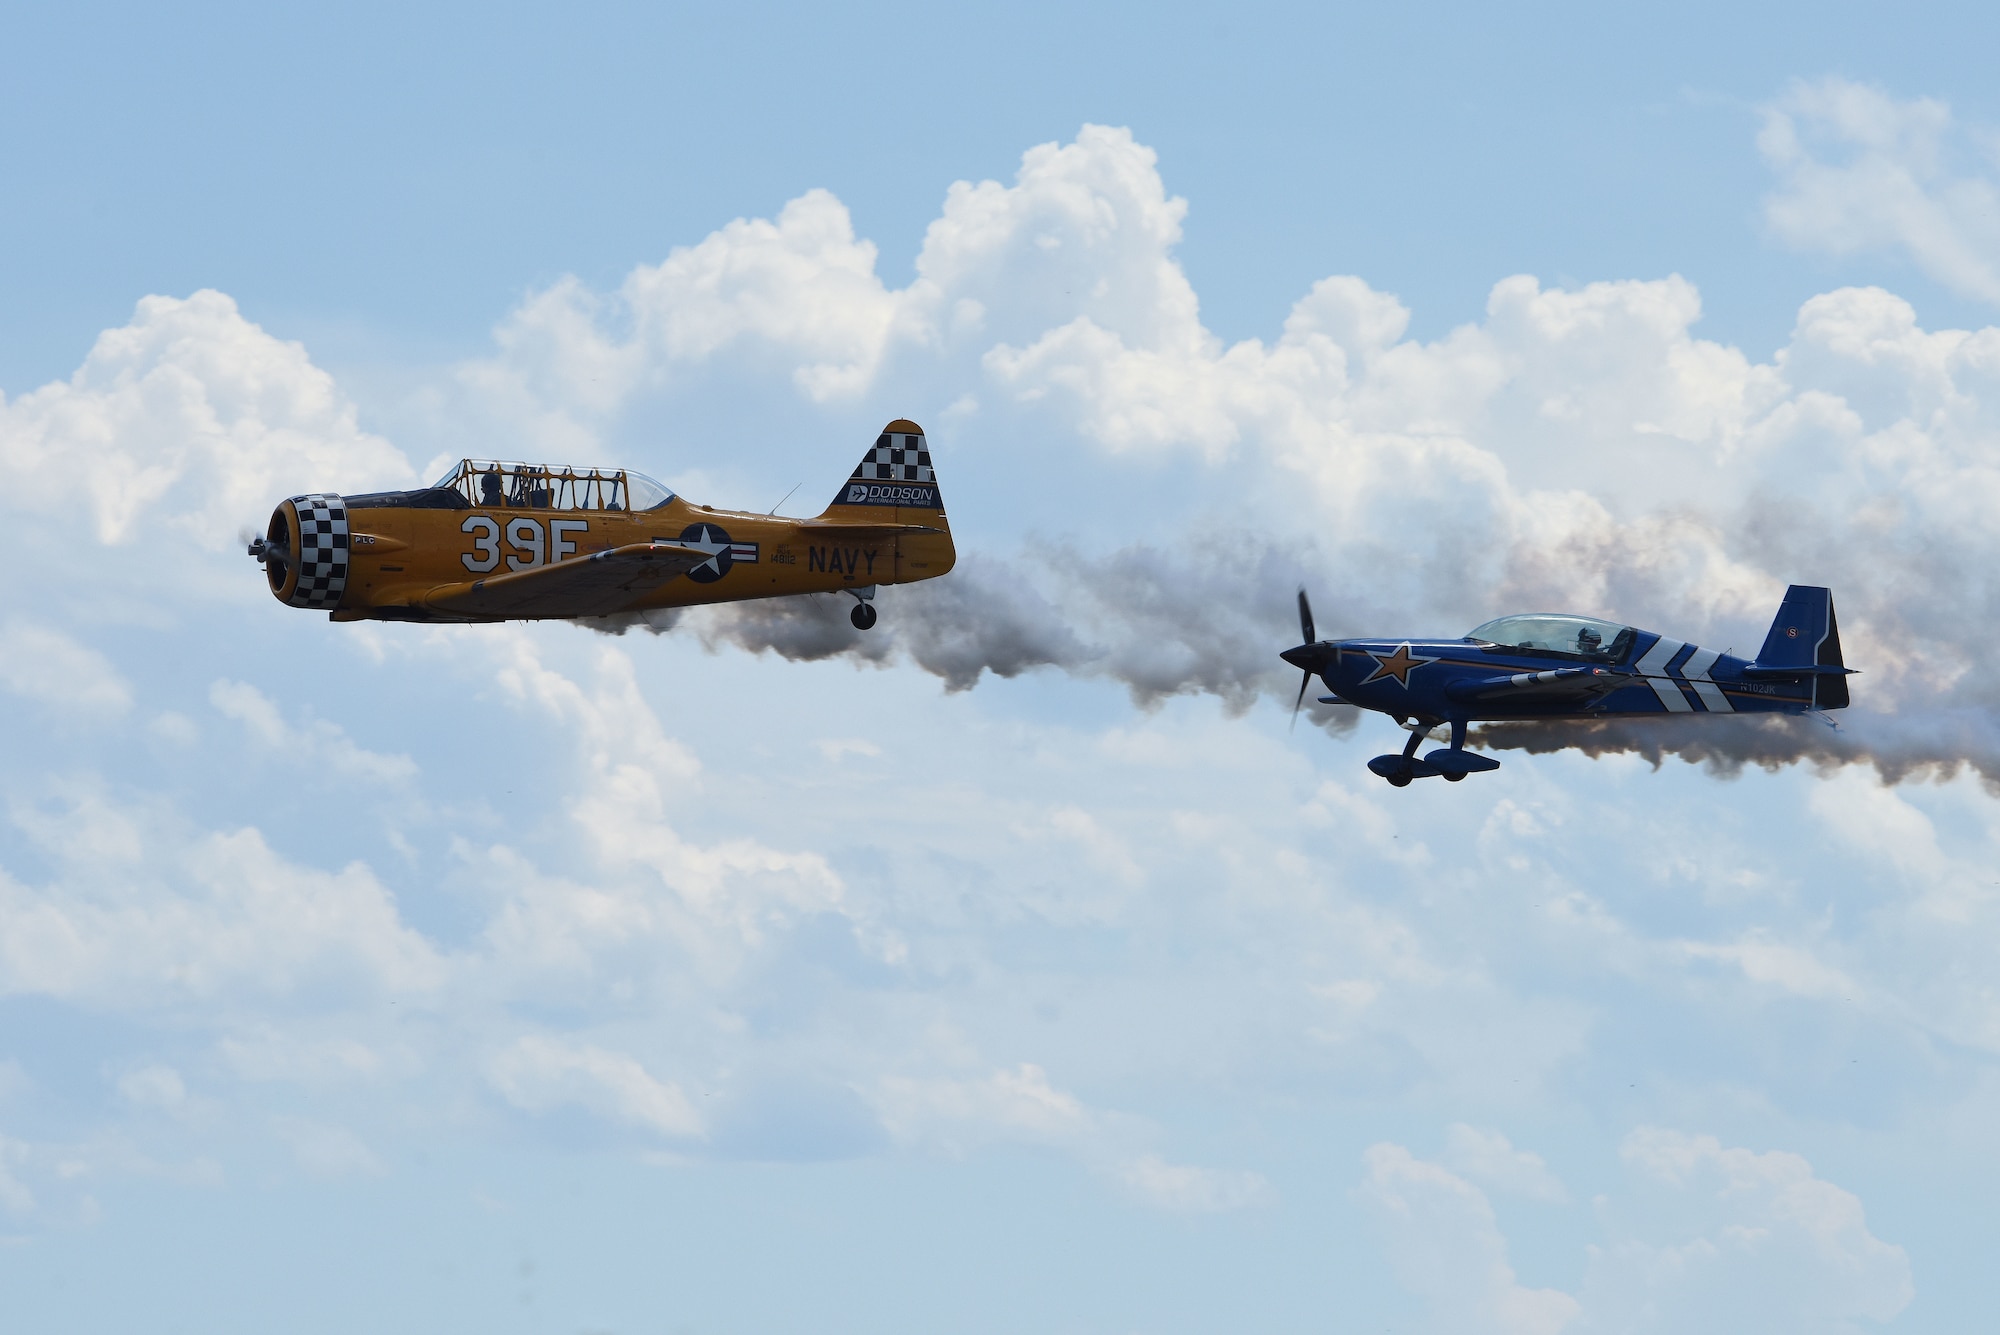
1680, 646, 1732, 713
1635, 636, 1692, 712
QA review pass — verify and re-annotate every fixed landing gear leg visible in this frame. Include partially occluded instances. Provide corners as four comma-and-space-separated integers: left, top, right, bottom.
1421, 718, 1500, 781
1371, 723, 1454, 788
1443, 718, 1469, 781
847, 584, 878, 630
1384, 726, 1425, 788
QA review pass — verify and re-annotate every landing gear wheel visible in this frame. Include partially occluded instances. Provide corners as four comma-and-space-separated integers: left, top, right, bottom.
1386, 771, 1412, 788
1443, 771, 1465, 782
850, 602, 878, 630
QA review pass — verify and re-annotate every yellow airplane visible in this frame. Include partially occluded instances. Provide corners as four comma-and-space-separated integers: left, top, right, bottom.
249, 419, 955, 629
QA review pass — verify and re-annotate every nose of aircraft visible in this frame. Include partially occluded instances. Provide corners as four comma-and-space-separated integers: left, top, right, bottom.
1280, 644, 1315, 670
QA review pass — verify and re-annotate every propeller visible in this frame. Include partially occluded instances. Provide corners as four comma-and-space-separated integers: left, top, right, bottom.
243, 525, 291, 570
1290, 586, 1317, 730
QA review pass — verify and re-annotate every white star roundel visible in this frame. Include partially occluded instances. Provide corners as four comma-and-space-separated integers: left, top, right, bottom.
676, 523, 734, 583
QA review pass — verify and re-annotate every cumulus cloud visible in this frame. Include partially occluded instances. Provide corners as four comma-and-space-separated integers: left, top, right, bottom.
0, 1133, 34, 1216
471, 126, 1197, 439
209, 679, 417, 785
487, 1034, 703, 1138
1579, 1127, 1913, 1332
1359, 1142, 1580, 1335
218, 1028, 387, 1086
976, 266, 2000, 785
870, 1063, 1269, 1212
0, 790, 444, 1005
871, 1062, 1096, 1154
1761, 77, 2000, 304
0, 115, 1994, 1297
1673, 932, 1858, 1002
0, 290, 412, 549
115, 1064, 188, 1113
1365, 1130, 1910, 1335
1792, 769, 2000, 1052
0, 621, 132, 716
483, 635, 847, 951
1442, 1123, 1570, 1203
21, 123, 1989, 789
478, 126, 2000, 789
272, 1116, 385, 1178
1114, 1154, 1274, 1213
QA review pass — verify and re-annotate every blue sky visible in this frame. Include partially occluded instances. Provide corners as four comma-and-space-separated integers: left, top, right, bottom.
10, 0, 2000, 381
6, 4, 2000, 1332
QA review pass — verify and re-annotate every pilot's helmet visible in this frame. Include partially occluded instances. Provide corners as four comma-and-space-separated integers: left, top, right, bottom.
1577, 626, 1603, 652
480, 469, 504, 504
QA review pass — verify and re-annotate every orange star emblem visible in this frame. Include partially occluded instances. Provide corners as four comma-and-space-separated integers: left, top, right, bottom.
1361, 642, 1436, 688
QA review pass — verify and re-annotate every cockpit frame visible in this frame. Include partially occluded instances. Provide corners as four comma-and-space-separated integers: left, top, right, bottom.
1466, 613, 1638, 664
428, 459, 677, 512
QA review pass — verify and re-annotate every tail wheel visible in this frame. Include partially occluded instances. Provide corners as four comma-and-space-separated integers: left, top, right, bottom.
850, 602, 878, 630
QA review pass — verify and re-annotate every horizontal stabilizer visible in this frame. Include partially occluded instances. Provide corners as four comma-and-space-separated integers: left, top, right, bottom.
422, 542, 710, 619
793, 521, 946, 541
1740, 663, 1856, 679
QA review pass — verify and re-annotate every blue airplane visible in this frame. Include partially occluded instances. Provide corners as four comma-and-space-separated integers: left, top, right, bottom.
1280, 585, 1854, 786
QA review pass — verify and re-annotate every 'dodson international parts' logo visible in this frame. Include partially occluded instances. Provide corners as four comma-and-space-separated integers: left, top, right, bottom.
844, 482, 940, 507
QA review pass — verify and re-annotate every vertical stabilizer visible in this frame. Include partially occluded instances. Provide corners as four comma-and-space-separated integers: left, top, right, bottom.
821, 420, 945, 520
814, 419, 955, 584
1754, 584, 1849, 709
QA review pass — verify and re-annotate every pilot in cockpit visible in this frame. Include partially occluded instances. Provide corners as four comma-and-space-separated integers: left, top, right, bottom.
480, 469, 504, 507
1577, 626, 1603, 657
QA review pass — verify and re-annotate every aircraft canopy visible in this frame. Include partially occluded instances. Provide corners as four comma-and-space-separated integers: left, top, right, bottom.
1468, 614, 1635, 661
429, 459, 677, 511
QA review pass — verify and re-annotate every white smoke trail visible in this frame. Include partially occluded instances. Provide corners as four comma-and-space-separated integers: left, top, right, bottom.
582, 514, 2000, 789
1475, 713, 2000, 790
584, 537, 1365, 736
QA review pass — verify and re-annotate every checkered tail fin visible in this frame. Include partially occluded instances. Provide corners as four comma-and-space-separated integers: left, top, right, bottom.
821, 419, 946, 519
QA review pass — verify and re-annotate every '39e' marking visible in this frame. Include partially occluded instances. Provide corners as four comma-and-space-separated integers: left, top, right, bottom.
462, 516, 589, 573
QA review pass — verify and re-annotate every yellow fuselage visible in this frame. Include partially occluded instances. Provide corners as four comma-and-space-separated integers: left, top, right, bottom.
269, 494, 955, 622
260, 420, 955, 623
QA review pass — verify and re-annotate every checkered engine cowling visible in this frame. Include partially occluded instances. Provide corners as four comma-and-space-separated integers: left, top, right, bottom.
286, 493, 350, 609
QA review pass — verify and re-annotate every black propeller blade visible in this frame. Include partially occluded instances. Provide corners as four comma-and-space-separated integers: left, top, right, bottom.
1290, 586, 1318, 730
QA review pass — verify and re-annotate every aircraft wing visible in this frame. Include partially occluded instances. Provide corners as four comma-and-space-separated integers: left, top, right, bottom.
421, 543, 712, 619
1445, 666, 1621, 703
